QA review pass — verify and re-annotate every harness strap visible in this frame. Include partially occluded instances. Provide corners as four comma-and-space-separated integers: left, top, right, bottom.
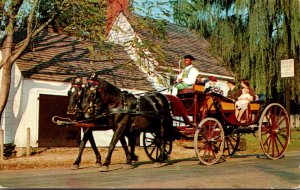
108, 107, 156, 115
143, 95, 159, 114
108, 106, 194, 126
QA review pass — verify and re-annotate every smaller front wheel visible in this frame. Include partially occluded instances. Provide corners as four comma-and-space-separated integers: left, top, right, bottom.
194, 117, 225, 165
143, 132, 173, 162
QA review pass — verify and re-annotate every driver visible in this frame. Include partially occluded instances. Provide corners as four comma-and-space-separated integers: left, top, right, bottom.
170, 54, 199, 96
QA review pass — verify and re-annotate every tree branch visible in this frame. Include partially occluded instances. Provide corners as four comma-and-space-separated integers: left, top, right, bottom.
10, 0, 68, 62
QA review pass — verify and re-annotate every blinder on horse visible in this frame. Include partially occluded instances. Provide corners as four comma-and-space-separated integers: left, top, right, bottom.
67, 77, 83, 115
82, 79, 104, 118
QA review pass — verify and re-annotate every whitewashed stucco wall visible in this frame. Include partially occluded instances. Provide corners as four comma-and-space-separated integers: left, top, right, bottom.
14, 78, 70, 147
0, 62, 147, 148
0, 64, 23, 145
14, 79, 137, 148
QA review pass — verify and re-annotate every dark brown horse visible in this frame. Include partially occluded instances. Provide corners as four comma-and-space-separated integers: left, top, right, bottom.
81, 74, 173, 171
67, 76, 133, 169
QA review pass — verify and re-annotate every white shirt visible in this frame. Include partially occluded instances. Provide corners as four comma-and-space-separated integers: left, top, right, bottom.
235, 93, 253, 108
176, 65, 199, 85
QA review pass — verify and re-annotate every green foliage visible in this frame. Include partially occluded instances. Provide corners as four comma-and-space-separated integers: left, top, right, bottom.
53, 0, 171, 85
172, 0, 300, 102
55, 0, 107, 41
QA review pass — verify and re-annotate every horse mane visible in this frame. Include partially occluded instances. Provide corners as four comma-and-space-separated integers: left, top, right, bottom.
98, 78, 121, 98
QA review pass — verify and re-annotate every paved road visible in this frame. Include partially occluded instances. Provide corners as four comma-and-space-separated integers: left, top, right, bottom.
0, 151, 299, 189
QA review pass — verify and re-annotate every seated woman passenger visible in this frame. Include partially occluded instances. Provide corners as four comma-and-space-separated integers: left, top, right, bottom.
240, 79, 256, 97
204, 76, 223, 95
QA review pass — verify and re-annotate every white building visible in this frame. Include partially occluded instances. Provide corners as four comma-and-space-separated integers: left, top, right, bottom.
0, 2, 234, 153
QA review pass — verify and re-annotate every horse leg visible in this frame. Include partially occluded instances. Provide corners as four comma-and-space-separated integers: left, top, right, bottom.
159, 127, 167, 162
88, 130, 102, 167
119, 136, 137, 169
154, 122, 169, 168
100, 120, 128, 172
119, 136, 130, 163
72, 128, 91, 169
128, 133, 138, 162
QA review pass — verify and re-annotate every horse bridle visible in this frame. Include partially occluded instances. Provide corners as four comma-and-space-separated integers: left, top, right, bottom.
68, 83, 84, 114
83, 79, 106, 115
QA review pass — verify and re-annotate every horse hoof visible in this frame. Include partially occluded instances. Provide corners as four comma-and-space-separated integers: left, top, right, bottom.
99, 166, 109, 172
122, 163, 137, 169
70, 165, 79, 170
153, 162, 168, 168
132, 155, 138, 162
94, 163, 101, 168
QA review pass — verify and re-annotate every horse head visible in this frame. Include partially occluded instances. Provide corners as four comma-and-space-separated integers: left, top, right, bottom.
81, 77, 101, 118
81, 73, 122, 118
67, 77, 83, 115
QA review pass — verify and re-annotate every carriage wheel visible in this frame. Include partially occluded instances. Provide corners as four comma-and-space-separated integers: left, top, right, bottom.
258, 103, 290, 159
143, 132, 173, 162
223, 128, 240, 157
194, 117, 225, 165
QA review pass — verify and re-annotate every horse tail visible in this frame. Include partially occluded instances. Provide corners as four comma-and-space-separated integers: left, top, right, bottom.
143, 92, 173, 134
153, 93, 173, 133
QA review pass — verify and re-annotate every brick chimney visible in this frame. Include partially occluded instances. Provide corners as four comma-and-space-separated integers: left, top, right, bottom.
106, 0, 130, 34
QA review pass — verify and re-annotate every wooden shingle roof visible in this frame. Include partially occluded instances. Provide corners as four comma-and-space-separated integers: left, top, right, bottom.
15, 30, 153, 91
128, 15, 233, 78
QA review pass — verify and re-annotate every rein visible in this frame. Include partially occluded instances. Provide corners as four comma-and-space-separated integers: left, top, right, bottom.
132, 88, 169, 96
72, 84, 82, 88
107, 106, 193, 125
87, 80, 100, 86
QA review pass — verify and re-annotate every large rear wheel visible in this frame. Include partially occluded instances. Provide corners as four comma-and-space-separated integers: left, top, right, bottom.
258, 103, 290, 159
143, 132, 172, 162
194, 117, 225, 165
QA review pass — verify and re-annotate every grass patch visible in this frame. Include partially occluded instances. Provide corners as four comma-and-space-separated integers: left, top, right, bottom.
240, 128, 300, 154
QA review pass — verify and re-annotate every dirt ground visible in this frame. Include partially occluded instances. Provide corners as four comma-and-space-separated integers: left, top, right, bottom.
0, 141, 196, 170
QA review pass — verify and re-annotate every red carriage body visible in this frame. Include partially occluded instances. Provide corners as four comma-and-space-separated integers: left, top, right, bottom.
161, 83, 290, 165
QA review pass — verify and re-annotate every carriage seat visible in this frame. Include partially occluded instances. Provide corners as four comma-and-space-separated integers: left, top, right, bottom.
177, 82, 205, 95
208, 92, 236, 111
210, 92, 264, 112
252, 94, 266, 102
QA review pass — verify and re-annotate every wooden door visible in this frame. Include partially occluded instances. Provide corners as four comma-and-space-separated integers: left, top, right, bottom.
38, 94, 80, 147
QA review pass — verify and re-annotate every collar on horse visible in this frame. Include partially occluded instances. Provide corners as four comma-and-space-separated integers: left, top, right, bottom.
87, 79, 100, 86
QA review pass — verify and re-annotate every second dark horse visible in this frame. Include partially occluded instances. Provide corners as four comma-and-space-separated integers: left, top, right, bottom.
67, 77, 110, 169
67, 76, 140, 169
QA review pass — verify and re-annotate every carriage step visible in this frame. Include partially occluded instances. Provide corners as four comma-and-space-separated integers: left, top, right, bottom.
175, 139, 194, 148
237, 125, 258, 133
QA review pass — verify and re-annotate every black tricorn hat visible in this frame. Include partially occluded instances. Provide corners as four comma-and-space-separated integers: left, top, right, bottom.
184, 54, 196, 60
227, 79, 236, 85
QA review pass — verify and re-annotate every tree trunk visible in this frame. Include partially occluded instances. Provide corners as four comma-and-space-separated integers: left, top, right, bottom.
0, 60, 13, 124
0, 0, 65, 125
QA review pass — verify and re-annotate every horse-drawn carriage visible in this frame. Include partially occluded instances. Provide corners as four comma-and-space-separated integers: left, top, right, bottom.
53, 74, 290, 170
143, 82, 290, 165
